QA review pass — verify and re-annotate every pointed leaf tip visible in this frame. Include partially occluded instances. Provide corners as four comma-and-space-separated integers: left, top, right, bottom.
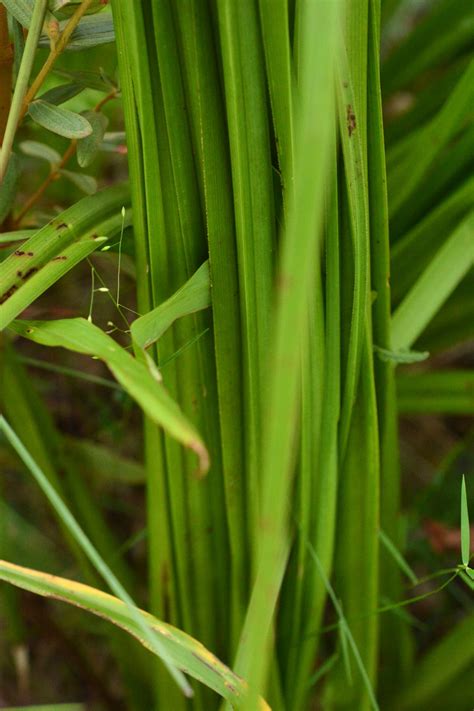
461, 475, 470, 567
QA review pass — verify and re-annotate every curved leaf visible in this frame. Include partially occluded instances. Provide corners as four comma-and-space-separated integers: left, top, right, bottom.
0, 559, 268, 709
9, 318, 209, 474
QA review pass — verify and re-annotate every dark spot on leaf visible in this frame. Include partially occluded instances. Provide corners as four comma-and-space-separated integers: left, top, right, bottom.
191, 652, 221, 676
17, 271, 22, 277
27, 252, 34, 256
22, 267, 39, 280
14, 250, 25, 256
52, 255, 67, 261
0, 285, 18, 304
346, 104, 356, 137
56, 222, 68, 231
91, 233, 98, 239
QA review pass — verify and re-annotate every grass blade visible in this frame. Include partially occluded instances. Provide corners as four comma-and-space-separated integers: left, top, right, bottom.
0, 416, 192, 696
233, 2, 341, 706
460, 475, 470, 567
0, 559, 267, 709
391, 210, 474, 350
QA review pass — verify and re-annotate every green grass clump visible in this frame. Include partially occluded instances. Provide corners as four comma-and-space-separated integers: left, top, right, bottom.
0, 1, 473, 709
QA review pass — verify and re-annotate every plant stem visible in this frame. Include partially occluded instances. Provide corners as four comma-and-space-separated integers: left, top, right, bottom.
18, 0, 95, 121
14, 140, 77, 224
0, 4, 13, 143
0, 0, 47, 182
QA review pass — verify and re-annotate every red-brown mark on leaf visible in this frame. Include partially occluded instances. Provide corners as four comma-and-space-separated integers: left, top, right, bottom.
22, 267, 38, 280
0, 285, 18, 304
346, 104, 356, 137
52, 255, 67, 261
277, 272, 293, 293
191, 652, 222, 677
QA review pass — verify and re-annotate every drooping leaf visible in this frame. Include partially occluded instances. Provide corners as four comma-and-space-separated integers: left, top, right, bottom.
0, 559, 268, 709
60, 169, 98, 194
9, 318, 209, 474
460, 475, 470, 567
0, 416, 191, 696
20, 140, 61, 165
28, 100, 93, 139
77, 111, 109, 167
131, 260, 211, 350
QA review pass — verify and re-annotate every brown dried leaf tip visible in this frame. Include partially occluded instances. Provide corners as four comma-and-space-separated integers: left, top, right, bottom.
346, 104, 356, 137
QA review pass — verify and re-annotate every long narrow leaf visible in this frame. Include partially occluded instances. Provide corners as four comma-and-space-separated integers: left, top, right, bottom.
460, 475, 470, 567
9, 318, 209, 473
391, 211, 474, 350
0, 185, 130, 330
0, 559, 268, 710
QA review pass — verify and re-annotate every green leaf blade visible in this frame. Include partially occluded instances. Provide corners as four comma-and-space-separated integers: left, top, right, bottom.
9, 318, 209, 474
461, 475, 470, 567
28, 100, 93, 139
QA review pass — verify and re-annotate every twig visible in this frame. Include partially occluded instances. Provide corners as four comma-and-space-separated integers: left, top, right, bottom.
0, 4, 13, 142
13, 89, 117, 226
0, 0, 47, 181
18, 0, 95, 122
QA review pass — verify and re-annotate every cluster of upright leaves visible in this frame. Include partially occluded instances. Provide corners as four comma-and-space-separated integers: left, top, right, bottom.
0, 1, 474, 710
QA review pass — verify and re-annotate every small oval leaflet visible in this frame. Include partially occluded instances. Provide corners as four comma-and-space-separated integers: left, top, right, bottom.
20, 140, 61, 165
28, 100, 93, 139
